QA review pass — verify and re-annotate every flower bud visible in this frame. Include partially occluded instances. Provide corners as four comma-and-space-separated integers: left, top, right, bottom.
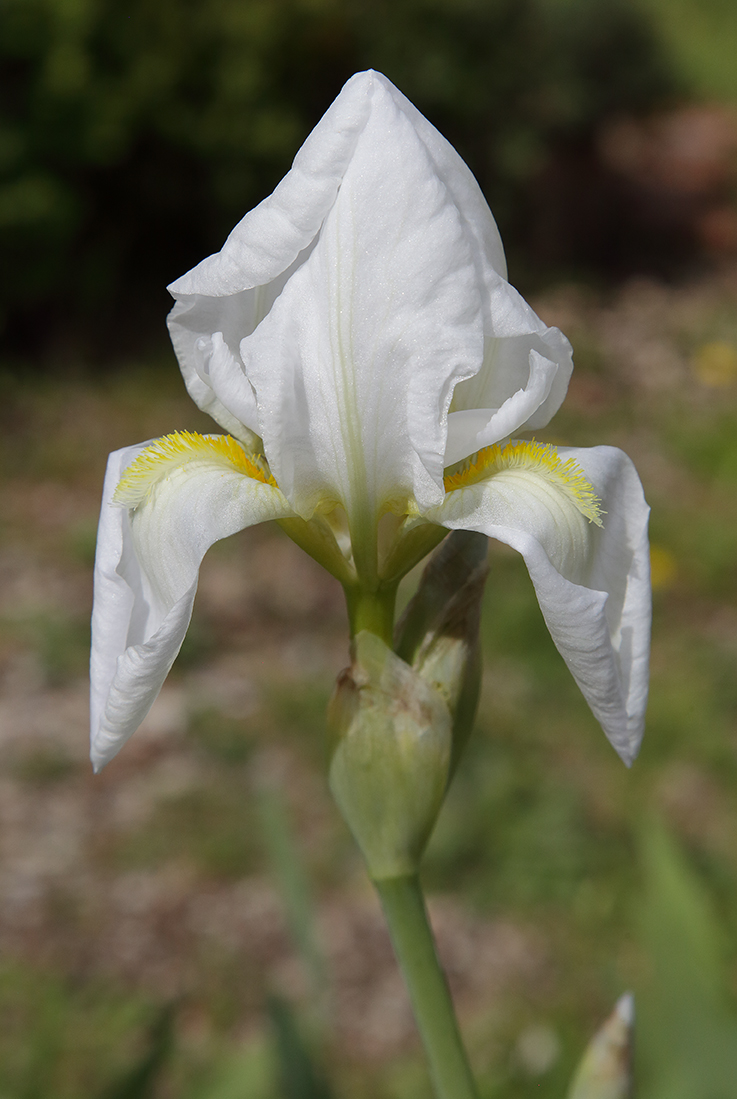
395, 530, 489, 773
328, 631, 452, 881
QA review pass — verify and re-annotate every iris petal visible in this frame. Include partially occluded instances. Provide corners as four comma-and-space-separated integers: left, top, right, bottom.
166, 71, 570, 522
445, 350, 560, 464
428, 445, 650, 763
90, 439, 293, 769
240, 75, 483, 521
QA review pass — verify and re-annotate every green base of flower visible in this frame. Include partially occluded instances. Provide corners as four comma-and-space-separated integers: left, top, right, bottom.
344, 584, 398, 646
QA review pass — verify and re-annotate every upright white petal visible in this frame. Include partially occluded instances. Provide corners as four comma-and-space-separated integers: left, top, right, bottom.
166, 70, 376, 440
166, 70, 561, 521
430, 446, 650, 763
384, 80, 507, 281
387, 78, 572, 446
90, 441, 293, 770
241, 76, 483, 521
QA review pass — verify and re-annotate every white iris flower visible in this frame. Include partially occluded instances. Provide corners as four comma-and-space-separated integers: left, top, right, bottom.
90, 71, 650, 773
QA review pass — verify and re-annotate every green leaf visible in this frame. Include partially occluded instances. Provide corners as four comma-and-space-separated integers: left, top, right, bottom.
257, 783, 328, 1013
636, 819, 737, 1099
96, 1005, 175, 1099
268, 996, 333, 1099
192, 1039, 275, 1099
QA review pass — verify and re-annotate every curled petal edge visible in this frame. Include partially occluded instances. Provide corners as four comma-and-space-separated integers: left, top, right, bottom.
445, 349, 559, 465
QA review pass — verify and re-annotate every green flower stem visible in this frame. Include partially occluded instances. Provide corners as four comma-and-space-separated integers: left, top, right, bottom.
374, 874, 480, 1099
344, 583, 398, 647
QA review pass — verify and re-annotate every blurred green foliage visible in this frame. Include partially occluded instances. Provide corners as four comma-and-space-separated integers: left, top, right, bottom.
637, 821, 737, 1099
99, 1006, 176, 1099
638, 0, 737, 102
0, 965, 156, 1098
268, 995, 334, 1099
114, 782, 262, 878
0, 0, 678, 358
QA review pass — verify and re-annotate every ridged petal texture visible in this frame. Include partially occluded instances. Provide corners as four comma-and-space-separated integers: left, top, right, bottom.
167, 71, 573, 522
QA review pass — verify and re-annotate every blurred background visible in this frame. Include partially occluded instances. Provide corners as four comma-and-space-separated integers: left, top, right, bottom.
1, 0, 737, 1096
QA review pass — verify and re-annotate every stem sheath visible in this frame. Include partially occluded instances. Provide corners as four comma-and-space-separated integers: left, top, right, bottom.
374, 874, 479, 1099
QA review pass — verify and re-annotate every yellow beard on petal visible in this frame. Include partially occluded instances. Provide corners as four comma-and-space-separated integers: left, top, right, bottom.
113, 431, 277, 508
443, 440, 603, 526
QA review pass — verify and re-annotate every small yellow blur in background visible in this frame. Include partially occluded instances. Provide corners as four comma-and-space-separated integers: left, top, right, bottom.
691, 341, 737, 387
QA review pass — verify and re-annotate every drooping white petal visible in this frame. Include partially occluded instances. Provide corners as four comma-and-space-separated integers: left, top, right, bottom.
429, 445, 650, 763
90, 440, 293, 771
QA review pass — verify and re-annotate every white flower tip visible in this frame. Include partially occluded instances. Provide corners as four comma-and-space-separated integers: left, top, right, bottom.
610, 718, 645, 769
619, 734, 643, 769
90, 739, 110, 773
344, 67, 380, 91
615, 992, 635, 1028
